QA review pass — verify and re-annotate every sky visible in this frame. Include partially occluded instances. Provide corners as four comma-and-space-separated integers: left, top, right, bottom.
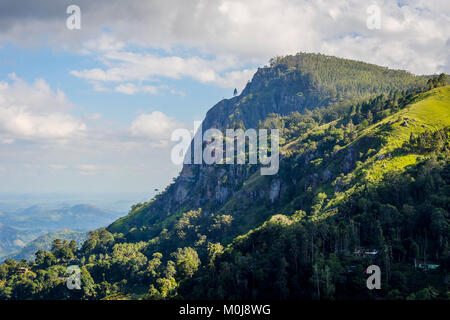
0, 0, 448, 194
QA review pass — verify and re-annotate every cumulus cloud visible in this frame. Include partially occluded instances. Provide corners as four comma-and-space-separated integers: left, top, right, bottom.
0, 0, 448, 75
130, 111, 178, 141
0, 74, 181, 192
71, 51, 254, 90
0, 74, 86, 141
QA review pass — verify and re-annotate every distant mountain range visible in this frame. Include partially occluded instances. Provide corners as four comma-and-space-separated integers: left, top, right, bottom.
2, 229, 89, 262
0, 204, 123, 260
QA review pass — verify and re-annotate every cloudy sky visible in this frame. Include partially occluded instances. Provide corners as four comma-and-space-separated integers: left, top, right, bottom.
0, 0, 448, 194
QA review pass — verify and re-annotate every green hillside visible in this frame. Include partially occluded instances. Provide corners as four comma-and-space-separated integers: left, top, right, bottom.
326, 86, 450, 209
184, 86, 450, 300
109, 53, 431, 236
203, 86, 448, 227
1, 59, 448, 300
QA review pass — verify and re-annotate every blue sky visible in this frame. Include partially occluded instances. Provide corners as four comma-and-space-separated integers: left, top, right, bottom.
0, 0, 448, 194
0, 43, 238, 124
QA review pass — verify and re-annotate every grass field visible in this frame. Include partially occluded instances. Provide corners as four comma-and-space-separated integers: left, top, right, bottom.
324, 86, 450, 212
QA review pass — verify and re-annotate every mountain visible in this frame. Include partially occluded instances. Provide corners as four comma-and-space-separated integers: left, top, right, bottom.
108, 53, 429, 237
2, 204, 122, 232
0, 223, 24, 257
1, 54, 448, 300
3, 230, 89, 263
0, 204, 123, 259
202, 53, 427, 130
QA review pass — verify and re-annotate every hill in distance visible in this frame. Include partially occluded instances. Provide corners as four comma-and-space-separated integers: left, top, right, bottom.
0, 204, 123, 259
3, 230, 88, 263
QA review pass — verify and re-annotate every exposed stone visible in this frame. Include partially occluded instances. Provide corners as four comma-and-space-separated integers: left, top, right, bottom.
174, 184, 188, 203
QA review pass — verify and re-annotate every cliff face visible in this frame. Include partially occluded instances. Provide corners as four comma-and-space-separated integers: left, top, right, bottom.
108, 53, 427, 236
202, 65, 318, 130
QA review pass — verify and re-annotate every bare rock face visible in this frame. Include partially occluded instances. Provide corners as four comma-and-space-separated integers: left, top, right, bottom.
174, 184, 188, 203
180, 165, 194, 178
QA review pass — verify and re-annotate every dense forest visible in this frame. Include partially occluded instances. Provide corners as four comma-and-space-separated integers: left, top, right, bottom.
0, 54, 449, 300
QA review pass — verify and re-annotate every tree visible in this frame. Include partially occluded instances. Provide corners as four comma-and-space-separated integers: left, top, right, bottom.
35, 250, 56, 268
171, 247, 201, 281
69, 240, 78, 254
12, 279, 37, 299
437, 73, 447, 87
51, 239, 63, 255
233, 88, 238, 96
207, 243, 224, 268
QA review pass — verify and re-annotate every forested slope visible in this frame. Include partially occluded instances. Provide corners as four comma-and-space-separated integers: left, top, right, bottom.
0, 56, 448, 300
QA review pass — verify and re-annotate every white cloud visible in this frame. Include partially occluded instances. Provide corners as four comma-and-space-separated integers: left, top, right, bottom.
82, 34, 126, 53
130, 111, 178, 140
114, 83, 159, 95
0, 75, 86, 141
2, 1, 446, 88
0, 75, 181, 193
71, 51, 254, 90
24, 0, 432, 92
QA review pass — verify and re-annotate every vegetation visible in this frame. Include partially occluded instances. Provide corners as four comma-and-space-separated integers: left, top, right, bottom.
3, 230, 88, 263
0, 55, 449, 300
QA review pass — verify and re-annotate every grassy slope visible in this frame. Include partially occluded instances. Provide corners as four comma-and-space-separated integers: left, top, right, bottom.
221, 86, 450, 221
326, 86, 450, 211
357, 86, 449, 180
